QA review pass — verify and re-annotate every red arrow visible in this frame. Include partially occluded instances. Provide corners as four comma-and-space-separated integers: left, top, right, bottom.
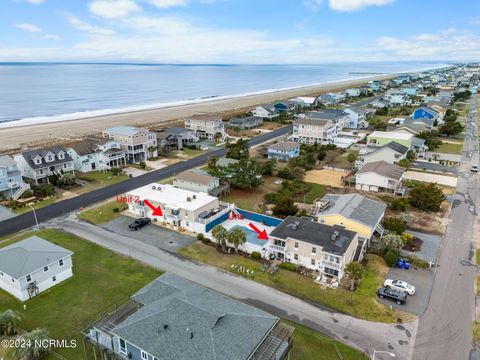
143, 200, 163, 216
248, 223, 268, 240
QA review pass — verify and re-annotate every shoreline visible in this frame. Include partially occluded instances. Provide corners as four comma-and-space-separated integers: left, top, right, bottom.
0, 66, 445, 152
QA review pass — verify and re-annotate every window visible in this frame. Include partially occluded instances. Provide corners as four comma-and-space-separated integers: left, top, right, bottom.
118, 338, 127, 354
141, 350, 148, 360
52, 276, 56, 282
312, 247, 316, 254
311, 259, 316, 266
44, 266, 48, 272
294, 242, 299, 249
59, 259, 64, 266
26, 275, 31, 282
294, 254, 298, 260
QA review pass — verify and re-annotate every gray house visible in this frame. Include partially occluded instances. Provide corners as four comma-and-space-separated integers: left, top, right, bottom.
0, 155, 30, 200
227, 116, 263, 130
85, 273, 293, 360
158, 128, 198, 151
173, 170, 228, 196
0, 236, 74, 301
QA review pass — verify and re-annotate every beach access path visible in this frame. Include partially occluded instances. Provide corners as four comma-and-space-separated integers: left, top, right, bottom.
0, 75, 394, 152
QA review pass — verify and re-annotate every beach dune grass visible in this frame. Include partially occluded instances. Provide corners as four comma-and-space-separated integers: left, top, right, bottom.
0, 229, 162, 360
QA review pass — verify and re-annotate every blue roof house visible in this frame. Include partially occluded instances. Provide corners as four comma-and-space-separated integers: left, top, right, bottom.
412, 107, 439, 121
268, 142, 300, 161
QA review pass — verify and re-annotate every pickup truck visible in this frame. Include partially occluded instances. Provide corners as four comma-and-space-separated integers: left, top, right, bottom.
377, 287, 407, 305
128, 218, 151, 231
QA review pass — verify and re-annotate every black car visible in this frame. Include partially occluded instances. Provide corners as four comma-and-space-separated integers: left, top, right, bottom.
128, 218, 151, 231
377, 287, 407, 305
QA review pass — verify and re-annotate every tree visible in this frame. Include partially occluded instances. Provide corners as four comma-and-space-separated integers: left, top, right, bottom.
232, 126, 241, 136
260, 160, 276, 176
398, 158, 411, 169
381, 234, 404, 252
56, 173, 76, 187
227, 227, 246, 253
406, 150, 416, 160
138, 161, 147, 170
382, 217, 407, 234
347, 153, 357, 167
344, 262, 365, 291
384, 250, 399, 267
408, 182, 445, 212
207, 154, 218, 170
226, 138, 249, 160
211, 225, 228, 252
110, 167, 123, 176
13, 329, 50, 360
0, 309, 22, 336
214, 132, 224, 142
439, 120, 464, 137
273, 196, 298, 216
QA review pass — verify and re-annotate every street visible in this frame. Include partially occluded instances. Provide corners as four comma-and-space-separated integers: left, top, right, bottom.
413, 95, 479, 359
0, 125, 291, 238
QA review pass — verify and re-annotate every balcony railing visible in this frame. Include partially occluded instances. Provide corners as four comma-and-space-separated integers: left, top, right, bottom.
197, 203, 235, 225
320, 260, 342, 270
269, 244, 286, 253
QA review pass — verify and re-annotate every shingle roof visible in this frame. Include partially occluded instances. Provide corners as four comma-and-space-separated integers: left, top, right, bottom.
21, 147, 73, 170
166, 127, 194, 136
304, 110, 347, 121
357, 161, 405, 180
216, 158, 239, 167
295, 118, 331, 126
268, 141, 300, 151
175, 170, 216, 186
111, 273, 278, 360
0, 236, 73, 279
318, 193, 387, 229
270, 216, 357, 255
67, 137, 114, 156
104, 125, 143, 136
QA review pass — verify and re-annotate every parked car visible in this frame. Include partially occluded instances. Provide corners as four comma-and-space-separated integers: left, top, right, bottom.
384, 279, 416, 295
377, 287, 407, 305
129, 218, 151, 231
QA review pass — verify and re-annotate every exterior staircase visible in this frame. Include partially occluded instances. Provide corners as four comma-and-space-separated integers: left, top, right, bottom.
12, 183, 31, 201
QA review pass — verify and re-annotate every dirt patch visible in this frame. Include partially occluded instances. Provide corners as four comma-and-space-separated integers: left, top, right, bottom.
304, 169, 347, 188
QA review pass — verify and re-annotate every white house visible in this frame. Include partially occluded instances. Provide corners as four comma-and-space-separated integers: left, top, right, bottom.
0, 236, 73, 301
103, 126, 157, 164
346, 88, 361, 97
355, 161, 405, 194
184, 115, 226, 140
357, 141, 409, 167
384, 91, 411, 106
251, 105, 280, 120
289, 118, 336, 145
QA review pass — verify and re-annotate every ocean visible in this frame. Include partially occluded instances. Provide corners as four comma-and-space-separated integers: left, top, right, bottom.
0, 61, 449, 127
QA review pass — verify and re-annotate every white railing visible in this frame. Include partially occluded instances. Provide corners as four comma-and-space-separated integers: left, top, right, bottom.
197, 203, 234, 225
268, 244, 286, 253
321, 260, 342, 270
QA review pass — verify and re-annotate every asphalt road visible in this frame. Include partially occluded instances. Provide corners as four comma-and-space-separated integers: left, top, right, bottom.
48, 214, 417, 360
412, 95, 479, 360
0, 126, 291, 238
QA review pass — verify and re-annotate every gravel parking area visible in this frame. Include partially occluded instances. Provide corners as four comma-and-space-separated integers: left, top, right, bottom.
102, 215, 196, 253
379, 267, 434, 316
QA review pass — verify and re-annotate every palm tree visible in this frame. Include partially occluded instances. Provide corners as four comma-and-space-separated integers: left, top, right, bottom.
344, 262, 365, 291
227, 227, 247, 253
0, 309, 22, 336
13, 329, 50, 360
211, 225, 228, 252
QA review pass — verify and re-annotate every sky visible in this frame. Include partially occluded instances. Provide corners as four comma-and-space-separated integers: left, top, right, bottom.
1, 0, 479, 63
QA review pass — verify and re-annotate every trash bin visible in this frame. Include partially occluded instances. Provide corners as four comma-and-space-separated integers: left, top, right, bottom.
404, 262, 411, 270
397, 259, 404, 269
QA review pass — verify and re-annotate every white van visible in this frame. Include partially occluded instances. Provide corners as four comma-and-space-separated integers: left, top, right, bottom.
471, 164, 478, 173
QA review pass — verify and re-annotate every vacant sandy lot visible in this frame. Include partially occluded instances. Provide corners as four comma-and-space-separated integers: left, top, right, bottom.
304, 169, 346, 188
404, 170, 458, 188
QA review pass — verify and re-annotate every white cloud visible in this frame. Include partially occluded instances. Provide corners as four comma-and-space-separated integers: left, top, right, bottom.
42, 34, 61, 41
65, 14, 115, 35
88, 0, 140, 19
146, 0, 189, 9
303, 0, 323, 12
329, 0, 394, 12
14, 0, 45, 4
14, 23, 42, 33
122, 16, 192, 34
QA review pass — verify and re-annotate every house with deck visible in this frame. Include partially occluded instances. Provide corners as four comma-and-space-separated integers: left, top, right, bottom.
103, 126, 157, 163
269, 216, 359, 280
312, 193, 386, 247
355, 161, 405, 194
227, 116, 263, 130
66, 137, 126, 173
0, 155, 30, 200
0, 236, 73, 301
14, 147, 75, 185
85, 273, 293, 360
173, 170, 228, 197
158, 128, 198, 151
184, 115, 226, 141
267, 141, 300, 161
357, 141, 409, 167
344, 107, 370, 129
316, 92, 346, 105
289, 118, 336, 145
367, 131, 414, 148
251, 105, 279, 120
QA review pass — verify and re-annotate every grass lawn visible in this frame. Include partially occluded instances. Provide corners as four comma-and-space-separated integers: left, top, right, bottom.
285, 320, 368, 360
78, 200, 128, 224
175, 148, 207, 159
295, 182, 326, 204
75, 171, 129, 194
0, 229, 161, 360
221, 176, 283, 212
178, 242, 406, 323
329, 150, 359, 170
12, 196, 58, 215
435, 142, 464, 154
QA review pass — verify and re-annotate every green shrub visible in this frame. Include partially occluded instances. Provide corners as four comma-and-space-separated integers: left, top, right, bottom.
21, 190, 34, 199
280, 262, 297, 272
113, 207, 120, 213
251, 252, 262, 260
382, 216, 407, 234
384, 250, 398, 267
390, 197, 408, 211
197, 233, 205, 241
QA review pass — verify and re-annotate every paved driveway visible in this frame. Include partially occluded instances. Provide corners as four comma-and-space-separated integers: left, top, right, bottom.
0, 205, 15, 222
410, 161, 458, 175
401, 230, 442, 264
379, 267, 434, 316
102, 215, 196, 253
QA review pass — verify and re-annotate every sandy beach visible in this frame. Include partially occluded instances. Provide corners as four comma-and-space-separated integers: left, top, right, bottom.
0, 74, 393, 152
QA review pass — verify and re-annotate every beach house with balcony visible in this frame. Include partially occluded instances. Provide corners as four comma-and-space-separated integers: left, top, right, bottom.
355, 161, 405, 194
14, 147, 74, 185
267, 141, 300, 161
66, 137, 126, 173
344, 107, 370, 129
0, 236, 73, 301
366, 131, 414, 148
184, 115, 226, 141
357, 141, 409, 167
125, 183, 233, 233
227, 116, 263, 130
251, 105, 279, 120
103, 126, 157, 164
289, 118, 336, 144
312, 193, 387, 247
0, 155, 30, 200
84, 273, 293, 360
173, 170, 228, 196
158, 128, 198, 151
268, 216, 359, 280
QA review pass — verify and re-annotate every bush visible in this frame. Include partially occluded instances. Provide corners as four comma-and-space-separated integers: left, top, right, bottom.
37, 184, 55, 197
390, 197, 408, 211
280, 262, 297, 272
197, 233, 205, 241
21, 190, 33, 199
408, 182, 445, 212
384, 250, 398, 267
139, 161, 147, 169
113, 207, 120, 213
251, 252, 262, 260
110, 167, 123, 176
382, 216, 407, 234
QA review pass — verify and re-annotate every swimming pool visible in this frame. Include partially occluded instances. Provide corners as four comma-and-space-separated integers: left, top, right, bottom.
231, 225, 268, 248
